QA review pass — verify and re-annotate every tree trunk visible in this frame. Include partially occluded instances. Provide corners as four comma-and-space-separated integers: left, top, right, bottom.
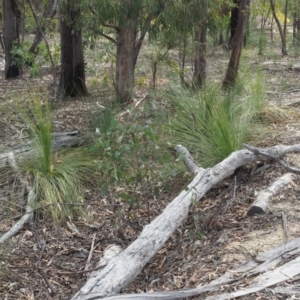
270, 0, 288, 56
192, 21, 207, 88
29, 0, 57, 55
243, 10, 250, 47
293, 1, 300, 46
179, 36, 188, 86
2, 0, 21, 79
283, 0, 289, 44
115, 20, 139, 103
57, 2, 87, 99
229, 0, 240, 47
223, 0, 250, 89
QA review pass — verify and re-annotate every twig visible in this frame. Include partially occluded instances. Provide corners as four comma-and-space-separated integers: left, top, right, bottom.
38, 269, 57, 295
26, 0, 57, 84
38, 241, 47, 268
0, 152, 36, 244
238, 245, 265, 264
243, 144, 300, 174
222, 176, 238, 215
67, 218, 85, 238
85, 234, 96, 271
36, 240, 57, 295
282, 212, 288, 240
46, 265, 104, 276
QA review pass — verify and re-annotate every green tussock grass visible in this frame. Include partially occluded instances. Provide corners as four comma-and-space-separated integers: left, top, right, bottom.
16, 98, 97, 222
167, 74, 266, 167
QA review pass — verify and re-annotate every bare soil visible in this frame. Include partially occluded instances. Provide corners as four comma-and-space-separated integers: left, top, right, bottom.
1, 36, 300, 300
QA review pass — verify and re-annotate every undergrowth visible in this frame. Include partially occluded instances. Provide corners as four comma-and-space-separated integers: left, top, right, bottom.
89, 102, 177, 211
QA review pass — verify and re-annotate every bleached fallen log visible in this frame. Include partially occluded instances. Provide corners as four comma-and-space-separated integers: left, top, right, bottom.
74, 282, 228, 300
211, 256, 300, 300
175, 145, 203, 175
0, 152, 36, 244
247, 173, 293, 216
72, 144, 300, 300
76, 236, 300, 300
0, 131, 88, 168
272, 286, 300, 296
208, 234, 300, 286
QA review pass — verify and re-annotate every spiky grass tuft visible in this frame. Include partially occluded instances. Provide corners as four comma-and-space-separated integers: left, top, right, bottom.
18, 99, 96, 222
168, 82, 263, 168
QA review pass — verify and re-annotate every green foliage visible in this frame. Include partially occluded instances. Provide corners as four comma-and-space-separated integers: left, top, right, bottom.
11, 42, 40, 78
258, 31, 267, 55
17, 99, 97, 222
90, 105, 174, 208
168, 81, 265, 168
10, 40, 60, 77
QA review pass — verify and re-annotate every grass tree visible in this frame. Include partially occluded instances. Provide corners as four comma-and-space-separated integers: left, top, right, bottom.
168, 73, 266, 167
16, 99, 97, 222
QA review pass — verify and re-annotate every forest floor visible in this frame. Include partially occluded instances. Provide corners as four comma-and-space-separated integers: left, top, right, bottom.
1, 34, 300, 300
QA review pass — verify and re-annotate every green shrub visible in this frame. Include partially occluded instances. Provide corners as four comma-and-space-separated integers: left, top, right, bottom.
11, 42, 40, 78
90, 105, 174, 208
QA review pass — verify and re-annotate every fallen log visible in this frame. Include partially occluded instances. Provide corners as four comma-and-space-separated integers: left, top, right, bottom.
210, 256, 300, 300
247, 173, 293, 215
0, 131, 88, 169
72, 144, 300, 299
75, 229, 300, 299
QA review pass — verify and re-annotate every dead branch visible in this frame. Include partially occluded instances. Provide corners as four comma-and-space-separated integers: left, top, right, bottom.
72, 144, 300, 299
247, 173, 293, 215
243, 144, 300, 173
175, 145, 203, 175
0, 152, 36, 243
74, 236, 300, 299
208, 256, 300, 299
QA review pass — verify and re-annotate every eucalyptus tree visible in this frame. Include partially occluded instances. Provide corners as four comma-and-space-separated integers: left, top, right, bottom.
57, 0, 87, 99
229, 0, 240, 47
223, 0, 250, 89
192, 1, 210, 87
2, 0, 21, 78
292, 0, 300, 45
152, 0, 217, 88
91, 0, 171, 103
28, 0, 58, 55
270, 0, 288, 55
